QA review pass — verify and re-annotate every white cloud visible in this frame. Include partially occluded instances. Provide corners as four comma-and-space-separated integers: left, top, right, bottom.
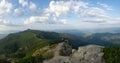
29, 2, 36, 10
45, 0, 88, 17
43, 0, 89, 24
0, 0, 12, 18
45, 1, 71, 17
72, 1, 88, 13
0, 19, 10, 25
14, 8, 24, 17
24, 16, 49, 24
19, 0, 28, 7
97, 2, 112, 10
19, 0, 37, 11
81, 7, 109, 18
23, 15, 68, 25
59, 19, 68, 25
17, 0, 114, 27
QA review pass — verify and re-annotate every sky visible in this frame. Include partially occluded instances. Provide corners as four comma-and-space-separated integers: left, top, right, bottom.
0, 0, 120, 33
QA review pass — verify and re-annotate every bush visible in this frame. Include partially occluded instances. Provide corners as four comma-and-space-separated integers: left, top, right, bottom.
103, 46, 120, 63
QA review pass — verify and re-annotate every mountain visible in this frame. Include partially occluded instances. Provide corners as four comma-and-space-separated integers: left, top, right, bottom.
53, 27, 120, 33
75, 33, 120, 46
0, 29, 89, 62
0, 41, 104, 63
56, 29, 120, 46
0, 29, 120, 63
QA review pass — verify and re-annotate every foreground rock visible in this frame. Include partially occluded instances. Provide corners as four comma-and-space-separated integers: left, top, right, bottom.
43, 42, 72, 63
38, 42, 105, 63
71, 45, 104, 63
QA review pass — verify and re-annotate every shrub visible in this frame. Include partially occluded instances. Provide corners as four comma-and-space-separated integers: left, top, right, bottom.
103, 46, 120, 63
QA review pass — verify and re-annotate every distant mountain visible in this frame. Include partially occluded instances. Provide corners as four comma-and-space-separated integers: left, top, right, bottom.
54, 27, 120, 33
54, 29, 120, 46
73, 33, 120, 46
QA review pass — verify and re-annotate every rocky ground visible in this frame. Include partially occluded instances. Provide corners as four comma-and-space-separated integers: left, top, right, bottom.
35, 42, 105, 63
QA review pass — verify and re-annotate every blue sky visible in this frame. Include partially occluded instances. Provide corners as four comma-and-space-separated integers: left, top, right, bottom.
0, 0, 120, 33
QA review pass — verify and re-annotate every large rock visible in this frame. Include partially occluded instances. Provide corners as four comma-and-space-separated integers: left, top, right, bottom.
43, 42, 72, 63
71, 45, 104, 63
59, 42, 72, 56
34, 42, 104, 63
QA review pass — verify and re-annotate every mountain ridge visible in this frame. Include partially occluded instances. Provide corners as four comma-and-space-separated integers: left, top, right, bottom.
0, 29, 89, 62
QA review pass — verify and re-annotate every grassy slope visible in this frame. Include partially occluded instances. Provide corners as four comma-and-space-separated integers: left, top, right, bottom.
0, 29, 86, 59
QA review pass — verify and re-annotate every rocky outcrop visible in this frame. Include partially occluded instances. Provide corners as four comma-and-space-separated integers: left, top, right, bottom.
43, 42, 72, 63
59, 42, 72, 56
33, 42, 72, 60
71, 45, 104, 63
33, 42, 104, 63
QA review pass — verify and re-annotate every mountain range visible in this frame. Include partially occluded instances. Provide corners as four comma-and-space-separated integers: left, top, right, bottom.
0, 29, 120, 63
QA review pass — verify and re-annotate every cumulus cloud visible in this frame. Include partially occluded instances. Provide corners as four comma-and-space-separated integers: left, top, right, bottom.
0, 0, 12, 18
45, 1, 71, 17
72, 1, 88, 13
45, 0, 88, 17
19, 0, 28, 7
15, 0, 117, 28
42, 0, 89, 24
24, 16, 49, 24
29, 2, 36, 10
19, 0, 37, 11
23, 16, 68, 25
97, 2, 112, 10
20, 0, 110, 25
14, 8, 24, 17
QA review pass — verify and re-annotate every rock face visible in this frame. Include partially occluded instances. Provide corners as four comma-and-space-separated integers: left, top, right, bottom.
33, 42, 104, 63
71, 45, 104, 63
43, 42, 72, 63
59, 42, 72, 56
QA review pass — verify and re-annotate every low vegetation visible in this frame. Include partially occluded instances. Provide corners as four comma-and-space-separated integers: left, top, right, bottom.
103, 46, 120, 63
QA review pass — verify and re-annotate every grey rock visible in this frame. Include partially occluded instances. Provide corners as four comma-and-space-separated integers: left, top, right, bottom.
71, 45, 104, 63
42, 43, 104, 63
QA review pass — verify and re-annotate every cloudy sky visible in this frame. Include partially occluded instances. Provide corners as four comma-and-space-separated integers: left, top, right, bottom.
0, 0, 120, 33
